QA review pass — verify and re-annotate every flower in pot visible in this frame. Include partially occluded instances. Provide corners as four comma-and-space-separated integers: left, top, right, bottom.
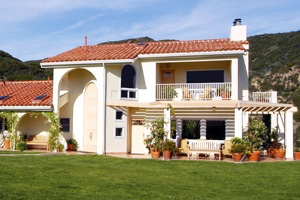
216, 86, 231, 99
270, 141, 286, 159
66, 138, 78, 151
146, 117, 167, 158
162, 86, 177, 100
229, 137, 246, 162
294, 140, 300, 160
162, 139, 177, 160
57, 143, 65, 152
243, 119, 266, 162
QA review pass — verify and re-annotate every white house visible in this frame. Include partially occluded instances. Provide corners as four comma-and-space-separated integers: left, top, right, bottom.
40, 19, 296, 158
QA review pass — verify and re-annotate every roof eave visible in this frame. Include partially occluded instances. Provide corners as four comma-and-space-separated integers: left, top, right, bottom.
40, 59, 134, 68
137, 50, 245, 59
0, 106, 52, 112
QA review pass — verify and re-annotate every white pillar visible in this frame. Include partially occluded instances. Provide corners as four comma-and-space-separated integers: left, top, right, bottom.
176, 119, 182, 147
164, 108, 171, 139
231, 58, 238, 100
200, 119, 206, 139
234, 108, 243, 138
285, 111, 293, 159
242, 111, 248, 132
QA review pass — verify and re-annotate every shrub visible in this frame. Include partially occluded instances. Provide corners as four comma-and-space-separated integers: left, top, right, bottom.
16, 141, 27, 151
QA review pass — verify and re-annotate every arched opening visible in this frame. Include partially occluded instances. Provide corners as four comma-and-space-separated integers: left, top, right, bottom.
121, 65, 137, 99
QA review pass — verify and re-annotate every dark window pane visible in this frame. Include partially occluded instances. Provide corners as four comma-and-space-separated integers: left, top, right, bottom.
115, 128, 123, 137
187, 70, 224, 83
116, 111, 123, 120
60, 118, 70, 132
121, 90, 128, 98
129, 91, 136, 98
121, 65, 136, 88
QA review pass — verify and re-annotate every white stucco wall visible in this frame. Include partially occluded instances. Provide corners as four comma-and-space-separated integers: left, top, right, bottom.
138, 62, 156, 102
18, 113, 50, 136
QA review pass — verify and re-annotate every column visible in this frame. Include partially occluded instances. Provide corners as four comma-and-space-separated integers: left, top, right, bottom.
200, 119, 206, 139
234, 108, 243, 138
285, 111, 293, 159
164, 108, 171, 139
176, 119, 182, 147
231, 58, 238, 100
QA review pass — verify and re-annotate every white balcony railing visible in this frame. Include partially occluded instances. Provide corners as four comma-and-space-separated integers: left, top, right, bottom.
156, 82, 232, 101
249, 92, 277, 103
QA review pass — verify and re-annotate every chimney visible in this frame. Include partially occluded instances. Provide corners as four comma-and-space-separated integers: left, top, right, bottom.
230, 18, 247, 41
84, 36, 87, 50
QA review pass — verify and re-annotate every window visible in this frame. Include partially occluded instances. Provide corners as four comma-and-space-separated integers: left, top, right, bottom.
121, 65, 137, 99
33, 94, 47, 100
0, 95, 9, 101
116, 111, 123, 121
115, 127, 124, 138
60, 118, 70, 132
186, 70, 224, 83
182, 120, 200, 139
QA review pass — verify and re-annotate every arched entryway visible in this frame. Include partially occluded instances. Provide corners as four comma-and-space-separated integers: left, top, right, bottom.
83, 82, 98, 152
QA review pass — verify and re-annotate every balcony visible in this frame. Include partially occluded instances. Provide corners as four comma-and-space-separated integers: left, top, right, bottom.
156, 82, 232, 101
249, 91, 277, 103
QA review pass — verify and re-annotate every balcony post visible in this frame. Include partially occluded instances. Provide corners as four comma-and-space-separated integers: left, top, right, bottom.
234, 108, 243, 138
231, 58, 238, 100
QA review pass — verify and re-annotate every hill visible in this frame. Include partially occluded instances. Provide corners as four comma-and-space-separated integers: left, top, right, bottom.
0, 50, 52, 81
248, 31, 300, 103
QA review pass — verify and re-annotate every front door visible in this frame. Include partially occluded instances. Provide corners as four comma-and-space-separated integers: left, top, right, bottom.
83, 82, 98, 152
131, 120, 145, 154
161, 70, 175, 84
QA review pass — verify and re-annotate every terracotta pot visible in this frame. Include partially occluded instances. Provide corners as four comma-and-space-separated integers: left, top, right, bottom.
163, 151, 171, 160
4, 140, 10, 150
68, 144, 75, 151
267, 148, 271, 157
221, 91, 231, 99
151, 149, 160, 158
233, 153, 243, 162
273, 149, 285, 160
248, 151, 261, 162
294, 152, 300, 160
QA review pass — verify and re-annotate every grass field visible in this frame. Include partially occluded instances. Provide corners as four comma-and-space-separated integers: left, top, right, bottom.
0, 155, 299, 199
0, 150, 43, 154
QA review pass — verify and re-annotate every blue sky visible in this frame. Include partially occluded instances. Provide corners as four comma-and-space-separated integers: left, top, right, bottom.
1, 0, 299, 61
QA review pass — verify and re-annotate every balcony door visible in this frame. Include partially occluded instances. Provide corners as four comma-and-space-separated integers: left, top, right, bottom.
161, 70, 175, 84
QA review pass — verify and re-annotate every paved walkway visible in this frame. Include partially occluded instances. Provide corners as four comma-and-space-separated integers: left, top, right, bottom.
0, 148, 295, 162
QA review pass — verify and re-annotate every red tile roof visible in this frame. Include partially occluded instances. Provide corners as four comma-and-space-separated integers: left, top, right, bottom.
0, 80, 53, 107
42, 39, 248, 63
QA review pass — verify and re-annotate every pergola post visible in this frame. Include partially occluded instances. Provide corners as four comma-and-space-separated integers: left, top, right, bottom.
234, 108, 243, 138
164, 108, 171, 139
285, 111, 294, 159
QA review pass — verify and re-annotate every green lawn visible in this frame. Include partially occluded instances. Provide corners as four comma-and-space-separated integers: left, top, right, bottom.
0, 155, 299, 200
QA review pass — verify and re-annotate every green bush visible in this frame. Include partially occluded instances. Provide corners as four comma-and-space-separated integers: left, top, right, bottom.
16, 141, 27, 151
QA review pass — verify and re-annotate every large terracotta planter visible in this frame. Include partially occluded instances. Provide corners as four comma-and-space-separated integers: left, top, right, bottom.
151, 149, 160, 158
248, 151, 261, 162
4, 140, 10, 150
273, 149, 285, 160
294, 152, 300, 160
233, 153, 243, 162
67, 144, 75, 151
163, 151, 171, 160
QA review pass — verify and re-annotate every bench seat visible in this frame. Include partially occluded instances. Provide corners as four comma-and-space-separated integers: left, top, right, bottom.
26, 135, 49, 151
188, 140, 223, 161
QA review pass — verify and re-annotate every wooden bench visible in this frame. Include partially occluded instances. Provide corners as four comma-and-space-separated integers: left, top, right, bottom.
188, 140, 223, 161
26, 135, 49, 151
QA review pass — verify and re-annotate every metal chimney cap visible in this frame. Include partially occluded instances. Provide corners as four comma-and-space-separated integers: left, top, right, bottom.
233, 18, 242, 26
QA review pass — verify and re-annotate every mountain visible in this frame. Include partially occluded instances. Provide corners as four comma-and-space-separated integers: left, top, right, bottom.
0, 50, 52, 81
248, 31, 300, 103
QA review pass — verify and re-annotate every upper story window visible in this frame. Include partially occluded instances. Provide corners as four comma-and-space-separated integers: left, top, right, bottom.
186, 70, 224, 83
121, 65, 137, 99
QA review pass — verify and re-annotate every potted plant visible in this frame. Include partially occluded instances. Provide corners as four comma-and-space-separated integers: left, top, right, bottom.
270, 142, 286, 159
229, 137, 246, 162
162, 139, 177, 160
161, 86, 177, 100
66, 138, 78, 151
294, 140, 300, 160
243, 119, 266, 162
145, 117, 167, 158
216, 86, 231, 99
57, 143, 65, 152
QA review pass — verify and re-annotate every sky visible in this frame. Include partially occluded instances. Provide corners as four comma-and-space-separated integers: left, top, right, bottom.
0, 0, 299, 61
